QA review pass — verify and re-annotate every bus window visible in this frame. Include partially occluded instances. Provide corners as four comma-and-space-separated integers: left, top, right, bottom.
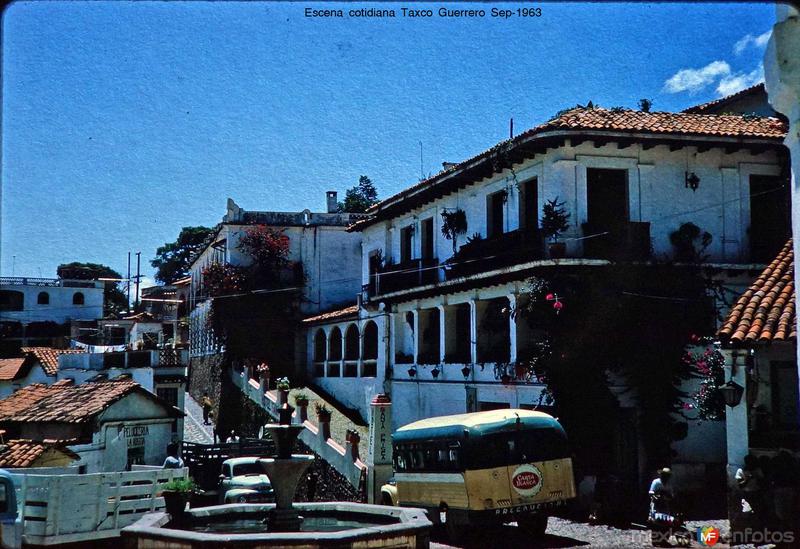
514, 428, 569, 462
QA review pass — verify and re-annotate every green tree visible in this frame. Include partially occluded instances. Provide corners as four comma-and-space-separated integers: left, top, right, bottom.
338, 175, 379, 213
151, 226, 214, 284
57, 262, 128, 317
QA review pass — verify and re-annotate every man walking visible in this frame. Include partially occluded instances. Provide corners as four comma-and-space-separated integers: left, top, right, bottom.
201, 392, 213, 425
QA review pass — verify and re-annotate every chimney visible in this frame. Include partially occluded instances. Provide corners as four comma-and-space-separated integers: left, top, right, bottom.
326, 191, 338, 213
442, 162, 457, 170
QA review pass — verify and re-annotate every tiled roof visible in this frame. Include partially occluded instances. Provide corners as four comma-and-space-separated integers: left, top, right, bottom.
0, 358, 31, 381
302, 304, 359, 324
533, 107, 786, 139
682, 83, 765, 114
718, 240, 795, 344
21, 347, 85, 376
352, 107, 787, 230
0, 379, 183, 424
0, 439, 79, 468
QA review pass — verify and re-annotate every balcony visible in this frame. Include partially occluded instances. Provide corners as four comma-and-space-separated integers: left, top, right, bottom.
443, 229, 545, 280
581, 221, 651, 261
367, 258, 439, 297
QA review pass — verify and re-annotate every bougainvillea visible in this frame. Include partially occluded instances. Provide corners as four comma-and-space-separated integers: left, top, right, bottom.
683, 337, 726, 421
238, 225, 290, 273
201, 263, 247, 297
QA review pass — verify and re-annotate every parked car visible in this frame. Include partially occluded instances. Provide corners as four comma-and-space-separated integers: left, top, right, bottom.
219, 457, 274, 503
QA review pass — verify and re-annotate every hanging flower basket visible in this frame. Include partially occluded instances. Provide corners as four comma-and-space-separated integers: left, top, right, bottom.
408, 367, 417, 377
461, 365, 471, 378
431, 367, 440, 379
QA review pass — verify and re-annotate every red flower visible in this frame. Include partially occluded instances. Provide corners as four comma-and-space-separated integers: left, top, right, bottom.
553, 301, 564, 312
545, 293, 555, 301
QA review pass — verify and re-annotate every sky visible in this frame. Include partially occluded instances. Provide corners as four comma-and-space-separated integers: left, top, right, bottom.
0, 1, 775, 286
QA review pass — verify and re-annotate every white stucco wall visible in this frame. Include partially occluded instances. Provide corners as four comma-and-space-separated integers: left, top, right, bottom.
360, 141, 783, 283
0, 281, 104, 325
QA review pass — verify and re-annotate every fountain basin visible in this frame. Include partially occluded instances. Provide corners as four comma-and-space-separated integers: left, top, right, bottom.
121, 502, 432, 548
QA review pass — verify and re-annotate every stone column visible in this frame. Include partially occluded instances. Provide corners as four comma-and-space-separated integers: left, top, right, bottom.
366, 394, 393, 504
724, 349, 750, 534
411, 310, 420, 365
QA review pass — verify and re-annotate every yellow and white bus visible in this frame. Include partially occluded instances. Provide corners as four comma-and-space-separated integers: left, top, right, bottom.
382, 409, 575, 538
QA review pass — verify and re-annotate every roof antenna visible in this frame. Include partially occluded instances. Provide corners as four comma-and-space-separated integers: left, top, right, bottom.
419, 141, 424, 180
510, 117, 514, 139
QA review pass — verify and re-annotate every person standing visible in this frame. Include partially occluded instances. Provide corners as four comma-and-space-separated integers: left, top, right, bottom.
306, 470, 317, 502
201, 392, 213, 425
163, 443, 185, 469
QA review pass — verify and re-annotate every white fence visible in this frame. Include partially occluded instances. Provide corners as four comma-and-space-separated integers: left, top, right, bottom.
10, 467, 187, 546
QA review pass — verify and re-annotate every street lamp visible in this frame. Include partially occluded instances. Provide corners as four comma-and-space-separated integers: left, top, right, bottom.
719, 380, 744, 407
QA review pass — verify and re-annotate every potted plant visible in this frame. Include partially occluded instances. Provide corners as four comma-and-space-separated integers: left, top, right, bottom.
276, 376, 290, 404
315, 401, 332, 423
440, 208, 468, 253
294, 391, 309, 407
407, 366, 417, 377
161, 477, 196, 518
541, 197, 570, 258
431, 366, 441, 379
500, 373, 512, 385
461, 365, 471, 378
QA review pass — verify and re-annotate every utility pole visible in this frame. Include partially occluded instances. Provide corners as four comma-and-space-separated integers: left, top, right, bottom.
126, 252, 131, 312
134, 252, 141, 310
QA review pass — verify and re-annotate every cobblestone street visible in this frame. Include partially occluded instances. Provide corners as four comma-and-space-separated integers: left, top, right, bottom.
183, 392, 214, 444
431, 517, 735, 549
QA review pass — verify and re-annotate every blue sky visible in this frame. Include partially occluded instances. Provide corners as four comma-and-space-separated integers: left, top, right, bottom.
1, 1, 774, 284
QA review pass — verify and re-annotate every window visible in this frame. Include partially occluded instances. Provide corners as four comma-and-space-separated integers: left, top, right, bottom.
156, 387, 179, 408
344, 324, 359, 361
400, 225, 414, 263
0, 290, 24, 312
771, 361, 800, 430
314, 329, 327, 362
750, 175, 790, 263
37, 292, 50, 305
420, 218, 434, 259
329, 327, 342, 361
362, 321, 378, 360
486, 191, 506, 238
73, 292, 85, 305
520, 178, 539, 231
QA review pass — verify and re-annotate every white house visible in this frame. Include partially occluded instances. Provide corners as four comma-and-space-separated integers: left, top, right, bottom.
188, 194, 365, 358
0, 277, 104, 325
0, 378, 183, 472
304, 99, 789, 507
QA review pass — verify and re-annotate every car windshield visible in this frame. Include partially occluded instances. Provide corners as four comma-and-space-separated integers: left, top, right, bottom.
232, 463, 262, 476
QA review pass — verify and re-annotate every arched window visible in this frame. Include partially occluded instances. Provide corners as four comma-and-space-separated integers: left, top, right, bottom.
314, 329, 326, 362
363, 321, 378, 360
0, 291, 24, 312
329, 327, 342, 361
344, 324, 359, 360
37, 292, 50, 305
72, 292, 85, 305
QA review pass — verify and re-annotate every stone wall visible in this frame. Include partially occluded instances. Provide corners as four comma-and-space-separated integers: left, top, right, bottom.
188, 354, 225, 425
293, 440, 366, 503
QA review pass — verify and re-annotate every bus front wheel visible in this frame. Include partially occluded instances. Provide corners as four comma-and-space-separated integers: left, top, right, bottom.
517, 514, 548, 537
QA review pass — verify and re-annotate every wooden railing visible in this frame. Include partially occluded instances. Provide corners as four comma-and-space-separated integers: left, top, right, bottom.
581, 221, 651, 261
367, 258, 439, 297
444, 229, 545, 280
11, 467, 187, 546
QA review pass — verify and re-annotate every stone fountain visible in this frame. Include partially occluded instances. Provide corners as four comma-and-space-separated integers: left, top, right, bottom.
257, 404, 314, 531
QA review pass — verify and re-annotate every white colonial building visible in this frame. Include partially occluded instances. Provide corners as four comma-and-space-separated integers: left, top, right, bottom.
304, 96, 789, 506
188, 195, 365, 358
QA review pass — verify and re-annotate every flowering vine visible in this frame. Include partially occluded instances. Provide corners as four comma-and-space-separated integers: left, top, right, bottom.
682, 336, 726, 421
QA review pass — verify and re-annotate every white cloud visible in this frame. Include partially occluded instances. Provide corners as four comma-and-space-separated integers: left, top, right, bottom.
715, 64, 764, 97
663, 61, 731, 94
733, 30, 772, 55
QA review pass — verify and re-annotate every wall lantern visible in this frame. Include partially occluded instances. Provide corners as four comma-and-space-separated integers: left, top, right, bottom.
685, 171, 700, 192
719, 380, 744, 407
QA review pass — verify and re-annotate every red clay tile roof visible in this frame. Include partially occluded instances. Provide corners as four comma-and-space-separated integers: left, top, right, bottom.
682, 83, 766, 114
0, 358, 31, 381
718, 240, 795, 344
21, 347, 86, 376
534, 107, 785, 139
0, 379, 183, 424
302, 304, 359, 324
352, 107, 787, 230
0, 439, 79, 468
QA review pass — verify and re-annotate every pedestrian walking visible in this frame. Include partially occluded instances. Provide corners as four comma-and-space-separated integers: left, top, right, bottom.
201, 392, 213, 425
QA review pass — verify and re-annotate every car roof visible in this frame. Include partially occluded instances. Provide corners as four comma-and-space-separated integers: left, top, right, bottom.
222, 456, 262, 466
